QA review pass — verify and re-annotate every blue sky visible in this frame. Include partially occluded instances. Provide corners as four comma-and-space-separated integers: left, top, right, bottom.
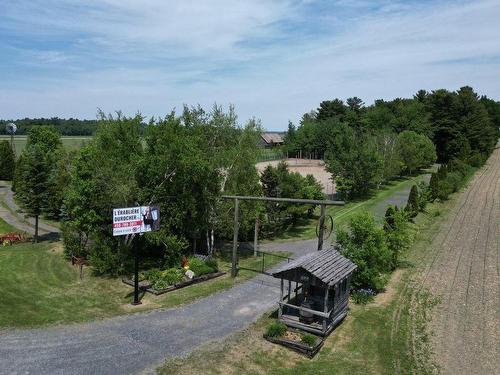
1, 0, 499, 130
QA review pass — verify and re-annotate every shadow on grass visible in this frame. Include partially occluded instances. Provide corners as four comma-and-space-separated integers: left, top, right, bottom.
37, 232, 61, 242
125, 289, 147, 302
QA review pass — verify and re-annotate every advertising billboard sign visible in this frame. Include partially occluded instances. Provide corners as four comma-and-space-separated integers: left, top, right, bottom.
113, 206, 160, 236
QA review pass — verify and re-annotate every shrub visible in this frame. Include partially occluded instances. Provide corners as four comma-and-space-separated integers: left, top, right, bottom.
437, 164, 448, 179
204, 257, 219, 272
468, 152, 484, 167
405, 185, 419, 218
301, 334, 317, 346
437, 179, 452, 201
352, 288, 376, 304
429, 172, 439, 201
160, 268, 184, 285
144, 267, 185, 290
141, 268, 161, 282
61, 222, 87, 259
447, 171, 464, 193
383, 206, 395, 231
417, 181, 429, 211
449, 158, 473, 178
266, 321, 287, 338
385, 208, 411, 269
151, 279, 170, 290
88, 241, 123, 276
188, 257, 217, 276
337, 213, 392, 291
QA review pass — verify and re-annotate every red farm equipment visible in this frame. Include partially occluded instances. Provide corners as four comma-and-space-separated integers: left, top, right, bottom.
1, 232, 26, 246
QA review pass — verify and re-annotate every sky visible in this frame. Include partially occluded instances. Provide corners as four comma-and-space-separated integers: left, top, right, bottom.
1, 0, 499, 131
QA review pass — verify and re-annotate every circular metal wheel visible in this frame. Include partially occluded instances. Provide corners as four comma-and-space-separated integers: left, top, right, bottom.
316, 214, 334, 240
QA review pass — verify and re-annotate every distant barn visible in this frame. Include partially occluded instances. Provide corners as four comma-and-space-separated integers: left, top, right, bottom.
260, 132, 284, 148
272, 248, 357, 336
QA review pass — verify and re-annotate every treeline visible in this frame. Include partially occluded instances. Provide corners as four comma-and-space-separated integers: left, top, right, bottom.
0, 118, 98, 136
7, 107, 324, 275
284, 86, 500, 198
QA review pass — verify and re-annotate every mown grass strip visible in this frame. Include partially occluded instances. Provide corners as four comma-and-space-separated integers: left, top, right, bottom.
0, 217, 17, 233
0, 242, 288, 328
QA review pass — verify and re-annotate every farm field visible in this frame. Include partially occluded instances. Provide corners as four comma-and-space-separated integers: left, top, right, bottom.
0, 242, 288, 328
158, 146, 500, 375
0, 135, 92, 156
418, 146, 499, 374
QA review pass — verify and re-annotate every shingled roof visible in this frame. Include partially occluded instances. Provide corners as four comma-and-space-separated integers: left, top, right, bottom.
261, 132, 284, 144
272, 248, 357, 286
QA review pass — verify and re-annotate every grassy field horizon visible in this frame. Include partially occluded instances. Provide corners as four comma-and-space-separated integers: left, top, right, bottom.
0, 135, 93, 156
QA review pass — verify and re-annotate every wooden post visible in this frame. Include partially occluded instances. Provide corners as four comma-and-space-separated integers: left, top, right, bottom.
323, 286, 330, 333
278, 278, 284, 319
317, 204, 326, 250
231, 198, 240, 278
253, 217, 259, 257
287, 280, 291, 302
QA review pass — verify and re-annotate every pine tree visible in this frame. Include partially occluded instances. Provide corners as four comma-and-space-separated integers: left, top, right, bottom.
429, 173, 439, 201
16, 146, 51, 242
0, 140, 15, 180
406, 185, 419, 218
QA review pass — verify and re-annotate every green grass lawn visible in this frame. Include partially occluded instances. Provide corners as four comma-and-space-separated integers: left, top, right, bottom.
0, 217, 17, 233
266, 172, 430, 242
0, 135, 92, 156
0, 242, 288, 328
158, 192, 459, 375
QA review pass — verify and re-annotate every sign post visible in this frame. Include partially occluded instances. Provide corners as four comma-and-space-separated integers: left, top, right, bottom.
133, 239, 140, 305
113, 205, 160, 305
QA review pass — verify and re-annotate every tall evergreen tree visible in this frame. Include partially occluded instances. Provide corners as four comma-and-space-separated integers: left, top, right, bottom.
16, 145, 51, 242
316, 99, 346, 121
14, 125, 67, 219
0, 140, 15, 180
406, 185, 419, 218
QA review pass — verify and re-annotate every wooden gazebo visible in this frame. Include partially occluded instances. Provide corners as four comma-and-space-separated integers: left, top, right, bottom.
272, 248, 357, 336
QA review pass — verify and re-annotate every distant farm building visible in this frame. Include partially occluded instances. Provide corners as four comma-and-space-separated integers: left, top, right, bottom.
260, 132, 284, 148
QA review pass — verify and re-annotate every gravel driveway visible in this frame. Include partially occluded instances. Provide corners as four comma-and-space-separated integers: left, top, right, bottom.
0, 181, 60, 238
0, 273, 281, 374
0, 169, 431, 375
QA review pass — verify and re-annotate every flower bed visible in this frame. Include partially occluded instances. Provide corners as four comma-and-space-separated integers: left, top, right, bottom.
122, 256, 225, 295
122, 271, 226, 295
263, 322, 324, 358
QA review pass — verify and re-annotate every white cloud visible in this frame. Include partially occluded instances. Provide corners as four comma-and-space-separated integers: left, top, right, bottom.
0, 0, 499, 129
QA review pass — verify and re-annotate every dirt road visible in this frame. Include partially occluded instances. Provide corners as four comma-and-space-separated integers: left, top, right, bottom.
410, 147, 499, 374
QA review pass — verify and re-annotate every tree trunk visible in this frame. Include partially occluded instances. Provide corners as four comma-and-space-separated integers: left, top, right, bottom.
34, 215, 39, 243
